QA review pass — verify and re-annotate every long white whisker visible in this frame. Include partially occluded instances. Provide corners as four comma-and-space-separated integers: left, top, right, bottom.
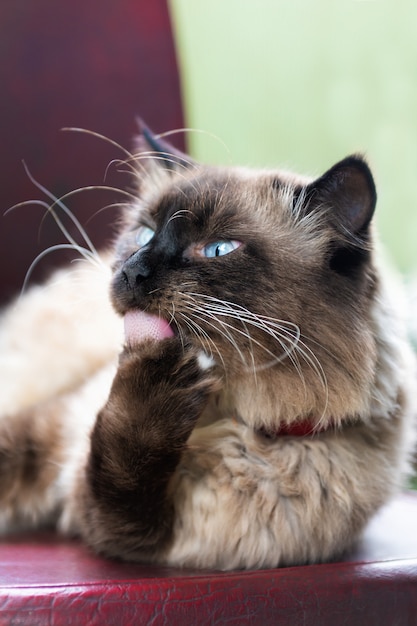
184, 297, 295, 374
166, 209, 195, 226
185, 307, 248, 367
197, 307, 287, 367
131, 151, 196, 172
85, 202, 129, 224
19, 163, 101, 258
104, 158, 138, 181
156, 127, 232, 164
40, 184, 137, 210
190, 293, 301, 334
131, 153, 201, 194
127, 153, 203, 197
8, 166, 115, 304
32, 184, 135, 260
20, 244, 100, 297
179, 311, 226, 371
187, 296, 301, 363
131, 148, 198, 172
4, 199, 48, 217
61, 127, 135, 161
198, 299, 260, 382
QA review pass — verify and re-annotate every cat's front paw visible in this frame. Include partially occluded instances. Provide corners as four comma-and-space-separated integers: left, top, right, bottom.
120, 336, 217, 386
112, 337, 220, 439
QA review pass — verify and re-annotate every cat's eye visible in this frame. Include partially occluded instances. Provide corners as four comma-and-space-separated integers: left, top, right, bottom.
201, 240, 241, 258
135, 226, 155, 248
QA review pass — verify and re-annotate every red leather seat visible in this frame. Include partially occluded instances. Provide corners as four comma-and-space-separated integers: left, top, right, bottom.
1, 492, 416, 624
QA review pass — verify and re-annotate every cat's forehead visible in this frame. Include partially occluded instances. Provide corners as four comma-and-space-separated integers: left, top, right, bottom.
145, 166, 306, 225
154, 170, 244, 220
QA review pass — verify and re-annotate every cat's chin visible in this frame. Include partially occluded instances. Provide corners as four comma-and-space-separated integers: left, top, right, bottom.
123, 310, 174, 345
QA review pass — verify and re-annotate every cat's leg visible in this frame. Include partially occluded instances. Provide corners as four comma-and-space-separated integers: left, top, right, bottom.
0, 363, 115, 534
0, 257, 122, 416
0, 402, 64, 533
69, 338, 219, 561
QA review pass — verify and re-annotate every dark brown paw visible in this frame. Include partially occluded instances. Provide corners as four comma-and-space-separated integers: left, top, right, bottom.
109, 337, 220, 440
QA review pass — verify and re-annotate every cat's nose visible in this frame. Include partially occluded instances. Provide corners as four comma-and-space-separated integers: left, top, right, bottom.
122, 249, 151, 288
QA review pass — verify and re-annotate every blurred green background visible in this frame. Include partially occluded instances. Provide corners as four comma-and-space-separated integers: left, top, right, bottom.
169, 0, 417, 274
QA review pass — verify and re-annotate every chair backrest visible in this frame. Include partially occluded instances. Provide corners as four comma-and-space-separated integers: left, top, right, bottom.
0, 0, 184, 305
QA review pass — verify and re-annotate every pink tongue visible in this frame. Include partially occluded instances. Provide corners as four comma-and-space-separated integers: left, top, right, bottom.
124, 310, 174, 345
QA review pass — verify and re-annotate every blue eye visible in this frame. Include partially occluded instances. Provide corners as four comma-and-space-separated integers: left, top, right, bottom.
135, 226, 155, 248
202, 240, 241, 258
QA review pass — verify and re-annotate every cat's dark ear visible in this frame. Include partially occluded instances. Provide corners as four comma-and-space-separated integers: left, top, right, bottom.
302, 156, 377, 237
135, 118, 195, 172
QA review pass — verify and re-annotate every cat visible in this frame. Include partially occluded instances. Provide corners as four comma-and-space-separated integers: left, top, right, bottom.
0, 122, 416, 570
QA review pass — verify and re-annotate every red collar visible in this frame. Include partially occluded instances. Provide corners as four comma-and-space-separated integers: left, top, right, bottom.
256, 419, 329, 439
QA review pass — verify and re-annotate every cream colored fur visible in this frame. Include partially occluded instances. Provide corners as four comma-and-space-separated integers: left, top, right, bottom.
0, 260, 122, 416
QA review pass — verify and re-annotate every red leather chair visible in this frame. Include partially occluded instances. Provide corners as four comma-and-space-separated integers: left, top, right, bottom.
1, 2, 417, 624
